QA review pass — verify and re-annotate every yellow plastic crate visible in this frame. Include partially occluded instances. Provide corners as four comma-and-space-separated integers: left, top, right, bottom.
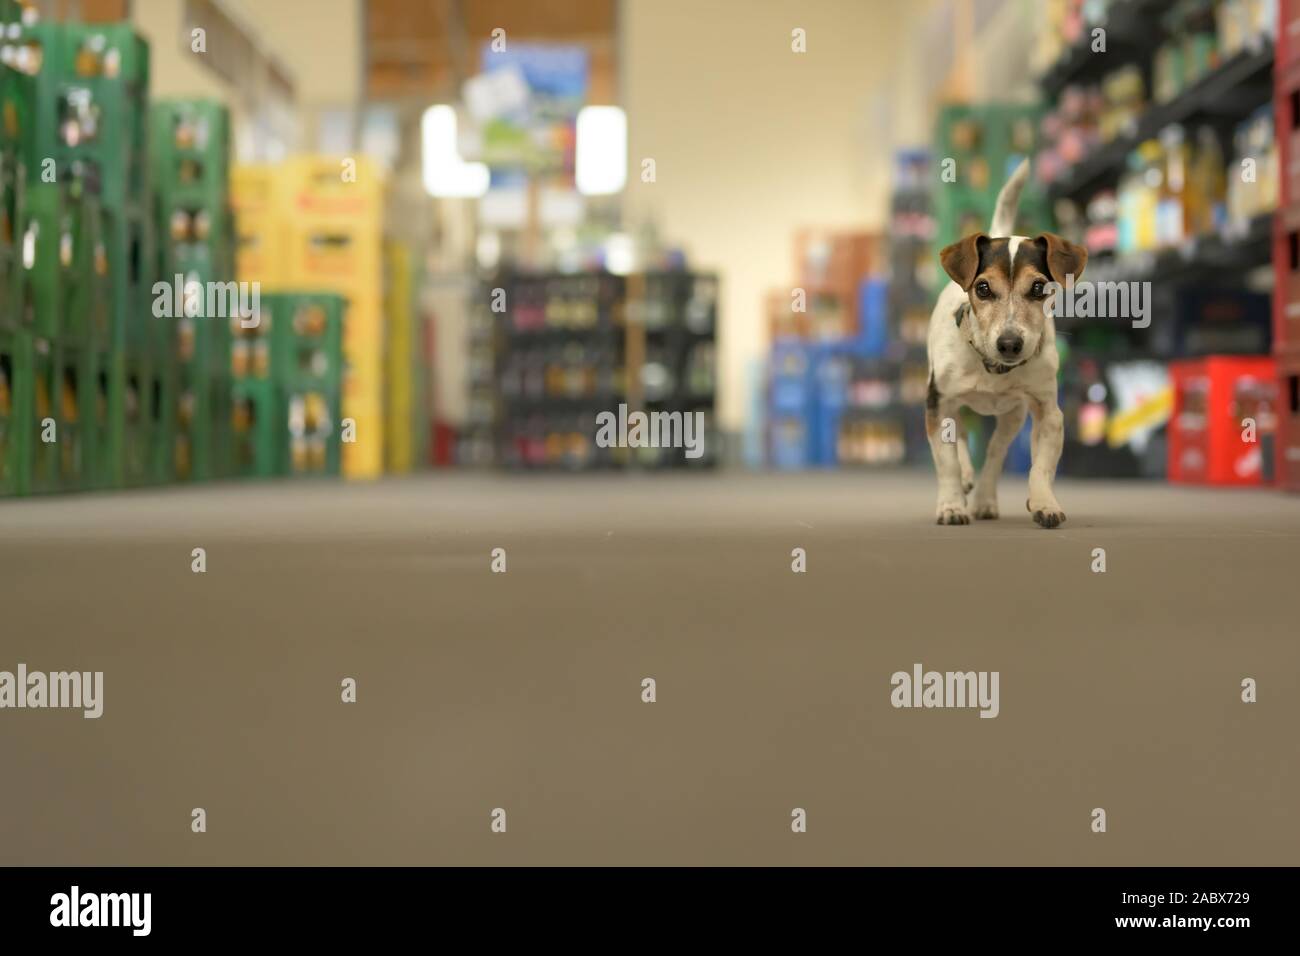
341, 300, 383, 354
281, 155, 383, 229
285, 225, 382, 291
280, 156, 383, 326
231, 164, 290, 288
384, 241, 416, 473
339, 395, 383, 479
342, 358, 383, 400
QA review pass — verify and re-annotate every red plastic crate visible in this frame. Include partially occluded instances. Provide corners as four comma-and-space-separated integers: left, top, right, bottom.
1168, 356, 1279, 486
1271, 204, 1300, 354
1281, 0, 1300, 70
1277, 59, 1300, 208
1278, 358, 1300, 491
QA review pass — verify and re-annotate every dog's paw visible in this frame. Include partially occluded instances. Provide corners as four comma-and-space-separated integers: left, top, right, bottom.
1026, 499, 1066, 529
970, 498, 999, 520
935, 502, 971, 525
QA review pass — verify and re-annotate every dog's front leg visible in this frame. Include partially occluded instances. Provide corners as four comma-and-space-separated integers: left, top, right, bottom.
1026, 395, 1066, 528
970, 404, 1027, 520
956, 418, 975, 495
926, 403, 969, 525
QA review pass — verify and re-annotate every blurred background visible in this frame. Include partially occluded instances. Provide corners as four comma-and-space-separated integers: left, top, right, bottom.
0, 0, 1297, 495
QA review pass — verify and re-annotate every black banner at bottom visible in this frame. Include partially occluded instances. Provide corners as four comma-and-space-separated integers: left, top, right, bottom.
0, 866, 1287, 941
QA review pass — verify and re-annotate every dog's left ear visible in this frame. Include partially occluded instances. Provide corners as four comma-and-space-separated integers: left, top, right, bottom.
939, 233, 988, 290
1034, 233, 1088, 284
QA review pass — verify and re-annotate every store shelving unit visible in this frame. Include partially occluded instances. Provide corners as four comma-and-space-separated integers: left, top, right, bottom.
1048, 46, 1275, 203
1037, 0, 1159, 102
490, 270, 717, 471
1034, 0, 1280, 484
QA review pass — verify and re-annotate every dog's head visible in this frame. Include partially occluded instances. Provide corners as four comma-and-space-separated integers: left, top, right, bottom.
938, 233, 1087, 370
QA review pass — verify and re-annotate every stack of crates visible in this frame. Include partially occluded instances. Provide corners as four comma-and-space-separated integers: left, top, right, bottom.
768, 341, 813, 469
1275, 0, 1300, 491
230, 292, 342, 478
232, 159, 372, 479
281, 155, 383, 479
151, 98, 234, 482
229, 162, 280, 478
931, 104, 1053, 267
273, 292, 342, 477
21, 21, 158, 489
228, 277, 274, 479
0, 0, 30, 495
3, 14, 114, 495
20, 173, 110, 493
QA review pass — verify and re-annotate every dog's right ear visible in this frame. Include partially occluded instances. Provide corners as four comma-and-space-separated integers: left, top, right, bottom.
939, 233, 988, 290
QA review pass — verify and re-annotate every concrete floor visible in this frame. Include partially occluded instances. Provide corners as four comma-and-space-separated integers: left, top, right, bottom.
1, 471, 1298, 865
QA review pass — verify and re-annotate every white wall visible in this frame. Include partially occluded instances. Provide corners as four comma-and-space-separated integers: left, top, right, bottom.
133, 0, 228, 100
620, 0, 940, 431
135, 0, 363, 151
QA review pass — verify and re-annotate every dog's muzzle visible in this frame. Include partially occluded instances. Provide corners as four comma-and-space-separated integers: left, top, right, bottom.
969, 340, 1023, 375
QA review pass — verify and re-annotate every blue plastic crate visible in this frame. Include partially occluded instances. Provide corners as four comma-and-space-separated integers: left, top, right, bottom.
855, 278, 890, 357
769, 417, 809, 470
769, 341, 813, 416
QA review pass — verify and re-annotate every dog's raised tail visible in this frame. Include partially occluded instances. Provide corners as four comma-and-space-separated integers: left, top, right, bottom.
989, 158, 1030, 237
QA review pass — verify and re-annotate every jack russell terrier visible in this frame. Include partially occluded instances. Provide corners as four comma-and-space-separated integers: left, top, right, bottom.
927, 160, 1087, 529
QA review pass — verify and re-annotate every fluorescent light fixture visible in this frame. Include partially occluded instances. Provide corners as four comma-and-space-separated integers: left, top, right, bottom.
575, 106, 627, 196
605, 232, 635, 275
422, 105, 490, 198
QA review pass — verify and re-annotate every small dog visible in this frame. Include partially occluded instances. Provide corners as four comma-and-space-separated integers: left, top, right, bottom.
927, 160, 1087, 529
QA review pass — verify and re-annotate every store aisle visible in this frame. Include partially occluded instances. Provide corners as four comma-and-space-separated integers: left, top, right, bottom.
2, 473, 1298, 865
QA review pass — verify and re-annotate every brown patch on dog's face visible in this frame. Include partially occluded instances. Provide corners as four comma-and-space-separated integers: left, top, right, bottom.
940, 233, 1084, 370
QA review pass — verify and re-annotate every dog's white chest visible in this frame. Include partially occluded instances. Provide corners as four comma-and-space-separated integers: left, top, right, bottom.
946, 384, 1028, 416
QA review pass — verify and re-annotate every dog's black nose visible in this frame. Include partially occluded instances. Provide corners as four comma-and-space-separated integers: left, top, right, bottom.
996, 332, 1024, 359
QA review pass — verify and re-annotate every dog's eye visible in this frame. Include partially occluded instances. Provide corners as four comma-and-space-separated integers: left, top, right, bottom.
974, 281, 993, 300
1030, 280, 1046, 298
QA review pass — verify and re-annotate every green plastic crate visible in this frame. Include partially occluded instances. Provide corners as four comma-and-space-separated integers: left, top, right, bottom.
174, 370, 232, 481
0, 47, 36, 155
19, 170, 124, 347
151, 99, 229, 208
0, 145, 22, 330
102, 202, 155, 351
25, 338, 101, 493
0, 328, 31, 496
87, 347, 111, 488
62, 177, 110, 345
283, 383, 340, 478
263, 291, 344, 389
231, 376, 279, 478
22, 23, 150, 212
